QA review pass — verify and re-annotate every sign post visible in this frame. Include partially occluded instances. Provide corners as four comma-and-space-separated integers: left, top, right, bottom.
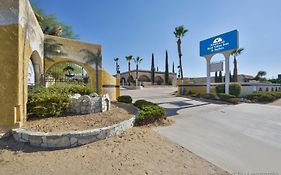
200, 30, 239, 94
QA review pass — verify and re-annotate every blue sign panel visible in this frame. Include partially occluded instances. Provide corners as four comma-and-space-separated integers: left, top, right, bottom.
200, 30, 239, 57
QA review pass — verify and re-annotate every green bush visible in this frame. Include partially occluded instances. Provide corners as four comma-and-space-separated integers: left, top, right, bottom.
117, 95, 133, 104
217, 93, 236, 100
217, 93, 239, 104
134, 100, 155, 109
246, 91, 281, 103
216, 84, 225, 94
215, 84, 242, 97
229, 84, 242, 97
47, 84, 95, 95
135, 105, 165, 126
27, 90, 71, 118
27, 84, 95, 118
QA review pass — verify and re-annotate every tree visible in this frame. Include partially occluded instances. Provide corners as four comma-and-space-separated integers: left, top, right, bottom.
134, 57, 143, 86
80, 49, 102, 92
114, 58, 120, 74
215, 72, 218, 83
165, 50, 169, 85
174, 25, 188, 79
219, 71, 223, 83
231, 48, 244, 82
63, 65, 75, 78
125, 55, 133, 85
172, 62, 175, 73
31, 3, 78, 39
254, 71, 267, 82
151, 53, 155, 85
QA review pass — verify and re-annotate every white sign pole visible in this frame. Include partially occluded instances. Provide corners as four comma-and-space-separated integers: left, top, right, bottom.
205, 56, 212, 94
224, 52, 231, 94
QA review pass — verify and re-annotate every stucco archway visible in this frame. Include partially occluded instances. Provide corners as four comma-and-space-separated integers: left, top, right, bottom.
139, 75, 151, 82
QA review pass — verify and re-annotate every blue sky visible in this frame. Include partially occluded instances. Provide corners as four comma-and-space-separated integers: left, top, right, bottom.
31, 0, 281, 78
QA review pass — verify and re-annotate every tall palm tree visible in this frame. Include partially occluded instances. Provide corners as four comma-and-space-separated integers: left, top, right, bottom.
174, 25, 188, 79
114, 57, 119, 74
231, 48, 244, 82
134, 57, 143, 86
125, 55, 133, 85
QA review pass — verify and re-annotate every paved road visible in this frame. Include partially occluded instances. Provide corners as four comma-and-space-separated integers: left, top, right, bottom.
122, 87, 281, 174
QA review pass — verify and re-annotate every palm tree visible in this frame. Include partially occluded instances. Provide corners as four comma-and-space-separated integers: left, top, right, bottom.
114, 58, 119, 74
174, 25, 188, 79
80, 49, 102, 93
63, 65, 74, 78
134, 57, 143, 86
125, 55, 133, 85
231, 48, 244, 82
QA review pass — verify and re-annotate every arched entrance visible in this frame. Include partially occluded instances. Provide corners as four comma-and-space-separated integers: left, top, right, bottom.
155, 76, 164, 85
139, 75, 151, 82
45, 62, 90, 86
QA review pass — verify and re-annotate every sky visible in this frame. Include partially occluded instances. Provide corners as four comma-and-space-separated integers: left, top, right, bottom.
31, 0, 281, 79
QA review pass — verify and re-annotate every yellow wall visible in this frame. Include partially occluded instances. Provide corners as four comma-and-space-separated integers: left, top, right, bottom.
177, 80, 215, 95
101, 70, 120, 101
0, 24, 37, 130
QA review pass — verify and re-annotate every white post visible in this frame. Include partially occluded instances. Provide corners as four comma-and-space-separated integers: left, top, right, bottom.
206, 56, 211, 94
224, 52, 231, 94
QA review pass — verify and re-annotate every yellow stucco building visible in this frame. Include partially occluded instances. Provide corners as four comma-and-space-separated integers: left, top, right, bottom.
0, 0, 120, 131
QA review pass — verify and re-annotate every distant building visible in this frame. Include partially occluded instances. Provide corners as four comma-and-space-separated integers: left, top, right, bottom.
278, 74, 281, 80
118, 70, 177, 86
186, 74, 254, 84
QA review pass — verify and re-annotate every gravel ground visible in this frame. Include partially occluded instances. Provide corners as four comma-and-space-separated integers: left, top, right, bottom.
0, 126, 229, 175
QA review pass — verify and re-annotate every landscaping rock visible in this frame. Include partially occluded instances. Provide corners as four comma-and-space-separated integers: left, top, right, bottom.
69, 93, 111, 115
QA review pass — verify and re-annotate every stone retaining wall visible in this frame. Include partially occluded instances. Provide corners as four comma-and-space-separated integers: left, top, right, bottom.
12, 117, 135, 148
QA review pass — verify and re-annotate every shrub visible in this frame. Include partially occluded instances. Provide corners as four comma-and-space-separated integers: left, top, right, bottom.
134, 100, 155, 109
217, 93, 236, 100
135, 105, 165, 126
27, 84, 95, 118
215, 84, 242, 97
217, 93, 239, 104
246, 91, 281, 103
201, 93, 218, 100
27, 90, 71, 118
216, 84, 225, 94
229, 84, 242, 97
226, 98, 240, 104
47, 84, 95, 95
117, 95, 133, 104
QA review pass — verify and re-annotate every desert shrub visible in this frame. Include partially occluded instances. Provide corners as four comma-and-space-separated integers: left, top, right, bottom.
216, 84, 242, 97
134, 100, 155, 109
135, 105, 165, 126
27, 90, 71, 118
117, 95, 133, 104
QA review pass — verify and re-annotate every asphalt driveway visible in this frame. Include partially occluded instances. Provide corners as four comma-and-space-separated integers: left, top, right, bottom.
122, 87, 281, 174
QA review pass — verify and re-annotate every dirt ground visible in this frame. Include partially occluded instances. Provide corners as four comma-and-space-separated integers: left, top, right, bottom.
0, 125, 229, 175
23, 103, 136, 132
269, 99, 281, 107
